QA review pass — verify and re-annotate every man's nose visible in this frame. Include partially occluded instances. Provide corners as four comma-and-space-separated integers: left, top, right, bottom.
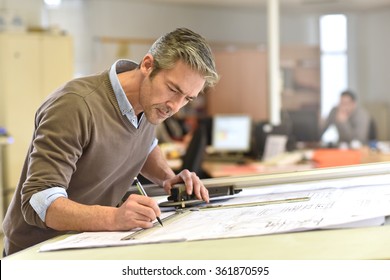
167, 95, 186, 113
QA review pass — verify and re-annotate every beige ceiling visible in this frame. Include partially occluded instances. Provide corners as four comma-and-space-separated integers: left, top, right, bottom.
141, 0, 390, 10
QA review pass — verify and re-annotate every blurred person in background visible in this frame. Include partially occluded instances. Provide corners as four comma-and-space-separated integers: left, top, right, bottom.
321, 90, 371, 147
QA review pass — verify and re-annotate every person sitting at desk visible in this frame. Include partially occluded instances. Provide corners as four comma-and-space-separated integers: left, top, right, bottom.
2, 28, 219, 256
321, 90, 371, 146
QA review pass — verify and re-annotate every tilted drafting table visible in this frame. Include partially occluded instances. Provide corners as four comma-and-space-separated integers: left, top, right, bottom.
3, 162, 390, 260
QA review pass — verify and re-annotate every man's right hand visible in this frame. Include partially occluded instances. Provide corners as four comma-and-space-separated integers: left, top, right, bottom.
114, 194, 162, 230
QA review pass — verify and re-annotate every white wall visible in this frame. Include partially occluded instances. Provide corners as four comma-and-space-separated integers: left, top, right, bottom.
1, 0, 321, 73
43, 0, 320, 75
0, 0, 42, 26
49, 1, 270, 74
352, 8, 390, 140
355, 9, 390, 103
44, 0, 89, 75
2, 0, 390, 128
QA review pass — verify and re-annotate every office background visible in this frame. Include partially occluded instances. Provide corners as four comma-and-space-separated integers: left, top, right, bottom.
1, 0, 390, 207
1, 1, 389, 173
1, 0, 390, 258
2, 0, 389, 108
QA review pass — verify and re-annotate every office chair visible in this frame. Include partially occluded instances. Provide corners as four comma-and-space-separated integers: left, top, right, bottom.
180, 123, 210, 178
368, 118, 377, 141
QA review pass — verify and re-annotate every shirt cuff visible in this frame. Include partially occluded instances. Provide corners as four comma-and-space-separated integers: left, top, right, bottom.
30, 187, 68, 222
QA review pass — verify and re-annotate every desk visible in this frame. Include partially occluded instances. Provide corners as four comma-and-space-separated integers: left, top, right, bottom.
3, 223, 390, 260
202, 160, 313, 178
4, 163, 390, 260
203, 148, 390, 178
361, 148, 390, 163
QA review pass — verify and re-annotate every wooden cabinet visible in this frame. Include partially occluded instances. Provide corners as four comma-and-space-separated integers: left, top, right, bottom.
0, 136, 12, 228
207, 49, 269, 121
280, 45, 321, 112
0, 33, 73, 203
207, 45, 321, 122
41, 35, 74, 98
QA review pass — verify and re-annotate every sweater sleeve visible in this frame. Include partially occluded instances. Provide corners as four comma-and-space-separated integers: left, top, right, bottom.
21, 93, 91, 228
348, 107, 370, 144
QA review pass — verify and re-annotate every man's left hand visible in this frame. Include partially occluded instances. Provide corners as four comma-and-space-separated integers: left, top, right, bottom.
162, 169, 209, 202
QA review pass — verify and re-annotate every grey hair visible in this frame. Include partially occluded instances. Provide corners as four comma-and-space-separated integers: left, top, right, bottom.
147, 27, 219, 93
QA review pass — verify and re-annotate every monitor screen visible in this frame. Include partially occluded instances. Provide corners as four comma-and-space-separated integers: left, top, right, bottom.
286, 110, 319, 142
211, 115, 252, 153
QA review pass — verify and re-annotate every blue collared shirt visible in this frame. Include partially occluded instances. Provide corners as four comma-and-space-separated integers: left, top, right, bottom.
30, 59, 158, 222
109, 59, 142, 128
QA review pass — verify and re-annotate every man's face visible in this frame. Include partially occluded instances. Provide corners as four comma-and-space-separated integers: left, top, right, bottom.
339, 95, 356, 115
140, 59, 205, 125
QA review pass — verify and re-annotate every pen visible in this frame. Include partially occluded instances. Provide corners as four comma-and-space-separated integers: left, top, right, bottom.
134, 177, 163, 226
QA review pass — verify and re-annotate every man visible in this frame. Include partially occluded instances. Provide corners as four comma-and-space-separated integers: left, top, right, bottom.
321, 90, 371, 145
2, 27, 219, 256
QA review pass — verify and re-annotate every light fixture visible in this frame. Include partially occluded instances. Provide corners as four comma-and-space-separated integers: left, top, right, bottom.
44, 0, 62, 7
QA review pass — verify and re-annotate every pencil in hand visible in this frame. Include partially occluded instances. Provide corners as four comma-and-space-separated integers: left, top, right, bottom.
134, 177, 163, 226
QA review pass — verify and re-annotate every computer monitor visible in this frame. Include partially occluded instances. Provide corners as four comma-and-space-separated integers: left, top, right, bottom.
251, 121, 291, 159
211, 114, 252, 153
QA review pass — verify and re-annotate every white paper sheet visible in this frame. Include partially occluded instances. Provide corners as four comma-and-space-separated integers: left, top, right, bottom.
39, 174, 390, 252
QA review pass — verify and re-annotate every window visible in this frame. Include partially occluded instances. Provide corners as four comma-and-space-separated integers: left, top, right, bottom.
320, 14, 348, 118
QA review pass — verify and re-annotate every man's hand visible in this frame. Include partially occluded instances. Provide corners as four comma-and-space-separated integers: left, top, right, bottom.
162, 169, 209, 203
336, 107, 350, 123
114, 194, 162, 230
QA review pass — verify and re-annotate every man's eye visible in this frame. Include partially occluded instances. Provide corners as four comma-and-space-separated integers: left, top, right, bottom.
168, 86, 177, 93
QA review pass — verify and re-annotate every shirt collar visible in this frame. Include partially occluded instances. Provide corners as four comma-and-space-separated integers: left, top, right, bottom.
109, 59, 143, 128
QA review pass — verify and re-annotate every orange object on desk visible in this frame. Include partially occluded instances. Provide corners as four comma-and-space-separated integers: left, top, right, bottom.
312, 149, 362, 168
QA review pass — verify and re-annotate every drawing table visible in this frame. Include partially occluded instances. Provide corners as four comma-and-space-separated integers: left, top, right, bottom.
3, 224, 390, 260
3, 162, 390, 260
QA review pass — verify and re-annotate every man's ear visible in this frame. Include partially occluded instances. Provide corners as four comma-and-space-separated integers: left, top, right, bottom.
140, 54, 154, 75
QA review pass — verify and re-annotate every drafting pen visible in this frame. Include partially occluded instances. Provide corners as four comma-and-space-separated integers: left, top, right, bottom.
134, 177, 163, 226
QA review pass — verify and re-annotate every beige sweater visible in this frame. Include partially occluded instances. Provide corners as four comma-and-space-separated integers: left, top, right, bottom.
3, 70, 155, 255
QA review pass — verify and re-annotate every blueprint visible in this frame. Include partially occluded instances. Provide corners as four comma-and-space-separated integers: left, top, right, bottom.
39, 174, 390, 252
